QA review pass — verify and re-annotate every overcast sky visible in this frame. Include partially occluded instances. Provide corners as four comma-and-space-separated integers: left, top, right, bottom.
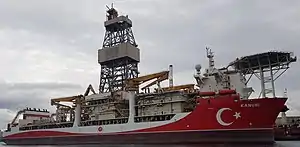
0, 0, 299, 130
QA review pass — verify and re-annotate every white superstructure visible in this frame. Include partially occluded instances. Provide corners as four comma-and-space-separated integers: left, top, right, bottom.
194, 47, 253, 99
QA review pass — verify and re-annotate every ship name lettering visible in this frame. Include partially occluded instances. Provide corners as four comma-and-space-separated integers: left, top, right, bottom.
240, 103, 260, 108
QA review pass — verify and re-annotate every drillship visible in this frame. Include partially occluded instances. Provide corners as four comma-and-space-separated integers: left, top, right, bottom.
0, 5, 297, 145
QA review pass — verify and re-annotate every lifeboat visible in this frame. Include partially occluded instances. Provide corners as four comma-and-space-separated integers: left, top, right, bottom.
218, 89, 236, 95
198, 91, 216, 96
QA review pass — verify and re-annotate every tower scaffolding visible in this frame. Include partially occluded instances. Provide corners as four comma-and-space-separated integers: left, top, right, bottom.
98, 4, 140, 93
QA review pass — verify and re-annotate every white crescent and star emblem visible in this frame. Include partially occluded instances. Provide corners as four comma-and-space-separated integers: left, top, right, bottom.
216, 108, 241, 126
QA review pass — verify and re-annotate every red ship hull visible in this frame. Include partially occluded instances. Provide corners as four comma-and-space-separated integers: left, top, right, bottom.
1, 96, 287, 145
3, 129, 274, 145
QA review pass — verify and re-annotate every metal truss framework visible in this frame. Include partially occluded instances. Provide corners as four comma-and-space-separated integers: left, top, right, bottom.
102, 27, 137, 48
229, 51, 297, 98
99, 6, 139, 93
99, 58, 138, 93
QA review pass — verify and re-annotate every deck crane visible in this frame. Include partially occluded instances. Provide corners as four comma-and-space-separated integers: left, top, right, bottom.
125, 71, 169, 92
161, 84, 195, 92
50, 84, 96, 123
125, 70, 195, 93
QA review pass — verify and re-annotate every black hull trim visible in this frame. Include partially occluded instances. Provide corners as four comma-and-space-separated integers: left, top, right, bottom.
3, 129, 275, 145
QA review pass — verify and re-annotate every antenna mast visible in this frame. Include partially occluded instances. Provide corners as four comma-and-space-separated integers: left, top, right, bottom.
206, 47, 215, 73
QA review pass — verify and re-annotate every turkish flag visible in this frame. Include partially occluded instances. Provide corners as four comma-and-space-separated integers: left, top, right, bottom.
216, 108, 240, 126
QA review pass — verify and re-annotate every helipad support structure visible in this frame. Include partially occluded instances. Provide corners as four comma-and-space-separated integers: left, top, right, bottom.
229, 51, 297, 98
98, 5, 140, 93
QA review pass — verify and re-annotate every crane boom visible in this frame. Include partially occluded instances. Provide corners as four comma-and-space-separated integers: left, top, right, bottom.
51, 95, 83, 103
125, 71, 169, 91
161, 84, 195, 92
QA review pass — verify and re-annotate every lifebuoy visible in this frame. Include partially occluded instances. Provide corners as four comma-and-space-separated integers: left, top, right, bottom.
98, 126, 103, 132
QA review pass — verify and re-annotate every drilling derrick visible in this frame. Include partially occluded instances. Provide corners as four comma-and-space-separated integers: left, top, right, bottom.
98, 5, 140, 93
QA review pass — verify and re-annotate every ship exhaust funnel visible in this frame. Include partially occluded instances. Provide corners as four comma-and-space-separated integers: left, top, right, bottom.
73, 99, 81, 127
169, 65, 173, 87
127, 91, 135, 124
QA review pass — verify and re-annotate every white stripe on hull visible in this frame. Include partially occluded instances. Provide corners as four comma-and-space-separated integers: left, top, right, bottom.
3, 112, 190, 137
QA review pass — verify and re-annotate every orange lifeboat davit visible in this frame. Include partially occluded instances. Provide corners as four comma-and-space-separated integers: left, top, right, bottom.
198, 91, 216, 96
